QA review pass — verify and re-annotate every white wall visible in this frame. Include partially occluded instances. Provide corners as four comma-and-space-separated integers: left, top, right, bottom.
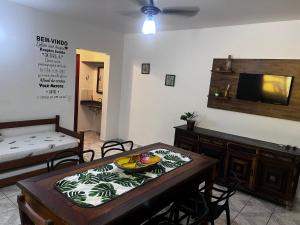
0, 1, 123, 140
119, 20, 300, 147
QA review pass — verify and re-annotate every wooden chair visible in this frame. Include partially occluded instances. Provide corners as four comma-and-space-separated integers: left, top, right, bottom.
101, 140, 134, 158
47, 149, 95, 172
17, 195, 53, 225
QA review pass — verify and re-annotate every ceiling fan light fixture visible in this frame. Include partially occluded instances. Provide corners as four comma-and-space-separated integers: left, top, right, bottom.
142, 15, 156, 35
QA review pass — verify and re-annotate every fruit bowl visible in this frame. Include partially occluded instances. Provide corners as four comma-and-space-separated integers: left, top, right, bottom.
114, 153, 161, 173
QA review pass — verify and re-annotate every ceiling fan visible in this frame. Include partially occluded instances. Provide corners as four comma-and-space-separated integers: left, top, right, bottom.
129, 0, 200, 34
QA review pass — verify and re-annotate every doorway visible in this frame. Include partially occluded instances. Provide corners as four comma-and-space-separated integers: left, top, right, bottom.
74, 49, 110, 143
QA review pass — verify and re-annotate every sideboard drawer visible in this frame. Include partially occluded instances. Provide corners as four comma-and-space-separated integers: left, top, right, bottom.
227, 143, 257, 155
260, 150, 294, 163
199, 136, 226, 148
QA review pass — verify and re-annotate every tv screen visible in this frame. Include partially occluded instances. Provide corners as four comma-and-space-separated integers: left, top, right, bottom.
236, 73, 293, 105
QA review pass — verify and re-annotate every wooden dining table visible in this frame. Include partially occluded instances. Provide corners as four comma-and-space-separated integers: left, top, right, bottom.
17, 143, 218, 225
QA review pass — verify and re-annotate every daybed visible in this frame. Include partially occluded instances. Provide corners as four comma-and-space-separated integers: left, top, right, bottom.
0, 115, 84, 187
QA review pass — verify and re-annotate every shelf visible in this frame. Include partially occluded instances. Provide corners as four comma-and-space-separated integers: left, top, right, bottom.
80, 100, 102, 109
211, 70, 235, 74
82, 61, 104, 68
208, 95, 231, 100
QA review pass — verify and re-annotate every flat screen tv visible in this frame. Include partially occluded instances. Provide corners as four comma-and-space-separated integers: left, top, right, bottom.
236, 73, 293, 105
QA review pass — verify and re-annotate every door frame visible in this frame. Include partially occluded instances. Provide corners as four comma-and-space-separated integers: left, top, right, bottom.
73, 54, 80, 132
73, 51, 110, 141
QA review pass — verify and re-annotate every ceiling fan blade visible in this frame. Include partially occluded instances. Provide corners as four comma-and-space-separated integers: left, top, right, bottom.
118, 10, 142, 18
162, 7, 200, 17
129, 0, 150, 6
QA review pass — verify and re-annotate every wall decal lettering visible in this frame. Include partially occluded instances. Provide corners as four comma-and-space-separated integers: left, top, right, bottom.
35, 35, 70, 100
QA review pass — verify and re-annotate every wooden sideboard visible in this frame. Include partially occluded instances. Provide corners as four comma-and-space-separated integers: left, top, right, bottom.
174, 125, 300, 206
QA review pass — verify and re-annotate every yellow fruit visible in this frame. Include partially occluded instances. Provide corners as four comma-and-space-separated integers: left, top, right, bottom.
123, 162, 137, 169
116, 157, 130, 165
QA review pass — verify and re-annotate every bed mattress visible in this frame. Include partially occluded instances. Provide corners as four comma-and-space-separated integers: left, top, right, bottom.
0, 131, 79, 164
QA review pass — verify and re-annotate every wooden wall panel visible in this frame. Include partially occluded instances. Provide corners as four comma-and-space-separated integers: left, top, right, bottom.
207, 59, 300, 121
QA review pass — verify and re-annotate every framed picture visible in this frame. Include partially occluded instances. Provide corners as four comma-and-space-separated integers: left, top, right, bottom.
165, 74, 176, 87
141, 63, 150, 74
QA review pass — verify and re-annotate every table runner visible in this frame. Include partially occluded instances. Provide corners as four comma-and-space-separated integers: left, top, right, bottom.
55, 149, 192, 208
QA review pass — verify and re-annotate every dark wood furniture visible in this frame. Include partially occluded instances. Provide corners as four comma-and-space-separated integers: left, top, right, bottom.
0, 115, 84, 187
101, 140, 134, 158
207, 58, 300, 122
17, 143, 218, 225
17, 195, 54, 225
47, 149, 95, 172
174, 125, 300, 206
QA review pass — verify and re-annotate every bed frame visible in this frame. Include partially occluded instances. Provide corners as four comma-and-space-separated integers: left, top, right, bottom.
0, 115, 84, 187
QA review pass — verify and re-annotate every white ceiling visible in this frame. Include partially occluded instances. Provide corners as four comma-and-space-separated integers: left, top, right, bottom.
9, 0, 300, 33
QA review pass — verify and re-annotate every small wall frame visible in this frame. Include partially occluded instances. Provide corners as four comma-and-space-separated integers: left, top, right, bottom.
141, 63, 150, 74
165, 74, 176, 87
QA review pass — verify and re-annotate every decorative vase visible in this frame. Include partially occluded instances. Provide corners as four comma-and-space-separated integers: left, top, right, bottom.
225, 55, 232, 71
187, 120, 195, 130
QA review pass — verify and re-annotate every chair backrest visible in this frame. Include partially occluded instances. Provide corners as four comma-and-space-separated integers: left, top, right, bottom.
47, 150, 83, 172
17, 195, 53, 225
208, 172, 241, 206
47, 149, 95, 172
101, 140, 133, 158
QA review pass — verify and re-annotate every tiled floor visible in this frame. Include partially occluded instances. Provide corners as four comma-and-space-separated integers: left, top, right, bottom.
84, 131, 105, 159
1, 131, 299, 225
215, 192, 300, 225
0, 185, 21, 225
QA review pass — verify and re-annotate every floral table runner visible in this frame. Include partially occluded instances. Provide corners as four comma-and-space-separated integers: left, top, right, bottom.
55, 149, 192, 208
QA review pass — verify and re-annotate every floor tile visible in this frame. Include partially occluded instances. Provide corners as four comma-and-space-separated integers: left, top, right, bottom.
0, 198, 16, 213
229, 203, 242, 219
230, 191, 252, 212
267, 212, 300, 225
0, 192, 6, 200
272, 197, 300, 214
241, 197, 275, 214
234, 211, 272, 225
1, 185, 21, 197
233, 196, 274, 225
215, 213, 239, 225
84, 131, 102, 160
7, 193, 18, 207
0, 208, 20, 225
